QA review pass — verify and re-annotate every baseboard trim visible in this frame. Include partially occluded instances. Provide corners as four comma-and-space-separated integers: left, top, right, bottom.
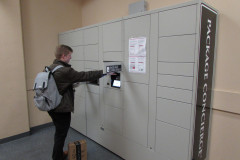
212, 90, 240, 114
0, 122, 53, 144
30, 122, 54, 134
0, 131, 30, 144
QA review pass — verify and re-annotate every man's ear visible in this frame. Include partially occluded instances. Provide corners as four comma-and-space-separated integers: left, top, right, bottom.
60, 54, 65, 60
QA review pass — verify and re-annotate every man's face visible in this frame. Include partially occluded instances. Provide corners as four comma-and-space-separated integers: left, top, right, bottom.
61, 52, 72, 64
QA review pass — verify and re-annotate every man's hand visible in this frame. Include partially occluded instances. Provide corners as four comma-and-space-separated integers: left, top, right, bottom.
107, 72, 117, 75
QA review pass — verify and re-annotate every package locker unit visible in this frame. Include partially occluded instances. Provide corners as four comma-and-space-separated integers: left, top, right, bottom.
58, 0, 218, 160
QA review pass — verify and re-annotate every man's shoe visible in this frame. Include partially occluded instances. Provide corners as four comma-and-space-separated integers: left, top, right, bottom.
63, 151, 68, 160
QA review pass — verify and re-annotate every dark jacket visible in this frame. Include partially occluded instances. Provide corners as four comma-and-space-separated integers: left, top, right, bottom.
49, 59, 103, 112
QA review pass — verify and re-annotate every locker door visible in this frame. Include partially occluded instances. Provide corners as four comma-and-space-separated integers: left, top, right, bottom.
71, 97, 86, 135
86, 92, 101, 141
72, 46, 84, 61
70, 60, 86, 135
123, 82, 148, 147
159, 5, 197, 36
123, 15, 150, 84
102, 21, 123, 61
59, 30, 83, 46
84, 27, 98, 45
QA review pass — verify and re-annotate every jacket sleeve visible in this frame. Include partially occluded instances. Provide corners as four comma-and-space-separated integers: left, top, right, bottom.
55, 67, 103, 84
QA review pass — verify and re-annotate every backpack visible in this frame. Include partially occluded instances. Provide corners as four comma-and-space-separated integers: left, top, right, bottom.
33, 65, 63, 111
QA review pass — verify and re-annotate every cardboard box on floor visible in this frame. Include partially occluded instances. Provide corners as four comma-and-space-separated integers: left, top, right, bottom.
68, 140, 87, 160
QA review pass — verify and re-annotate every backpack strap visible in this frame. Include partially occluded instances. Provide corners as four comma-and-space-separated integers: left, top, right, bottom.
52, 65, 63, 73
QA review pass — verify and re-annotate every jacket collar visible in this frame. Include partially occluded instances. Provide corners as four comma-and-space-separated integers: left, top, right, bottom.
53, 59, 71, 67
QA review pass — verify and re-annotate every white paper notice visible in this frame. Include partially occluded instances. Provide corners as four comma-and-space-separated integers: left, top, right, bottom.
129, 37, 146, 73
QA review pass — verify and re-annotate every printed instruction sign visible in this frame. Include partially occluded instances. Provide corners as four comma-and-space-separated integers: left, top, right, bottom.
129, 37, 146, 73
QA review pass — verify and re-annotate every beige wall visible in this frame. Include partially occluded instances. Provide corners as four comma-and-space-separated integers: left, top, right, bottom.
0, 0, 29, 139
1, 0, 239, 159
81, 0, 240, 159
82, 0, 190, 26
21, 0, 82, 127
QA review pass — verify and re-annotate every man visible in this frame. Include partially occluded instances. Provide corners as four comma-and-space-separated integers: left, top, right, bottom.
48, 44, 103, 160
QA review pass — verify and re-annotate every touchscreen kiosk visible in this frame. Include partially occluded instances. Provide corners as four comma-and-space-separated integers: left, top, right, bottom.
105, 63, 122, 89
112, 80, 121, 88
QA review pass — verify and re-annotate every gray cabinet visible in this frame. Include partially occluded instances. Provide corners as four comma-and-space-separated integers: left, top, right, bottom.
59, 1, 218, 160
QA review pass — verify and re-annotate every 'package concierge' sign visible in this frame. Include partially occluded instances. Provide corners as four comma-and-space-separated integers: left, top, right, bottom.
129, 37, 146, 73
193, 3, 217, 160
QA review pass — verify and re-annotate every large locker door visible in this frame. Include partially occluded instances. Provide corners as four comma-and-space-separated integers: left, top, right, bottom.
103, 88, 124, 135
70, 60, 87, 135
158, 5, 197, 36
84, 27, 99, 62
156, 121, 190, 160
86, 92, 101, 141
84, 45, 101, 141
102, 21, 123, 61
72, 97, 86, 135
84, 45, 99, 61
59, 33, 70, 46
83, 27, 98, 45
59, 29, 87, 135
122, 15, 150, 148
123, 82, 149, 147
59, 30, 83, 46
71, 46, 84, 61
123, 15, 150, 84
102, 21, 124, 137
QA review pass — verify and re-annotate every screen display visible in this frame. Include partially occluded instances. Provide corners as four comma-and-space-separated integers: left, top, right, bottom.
112, 80, 121, 88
